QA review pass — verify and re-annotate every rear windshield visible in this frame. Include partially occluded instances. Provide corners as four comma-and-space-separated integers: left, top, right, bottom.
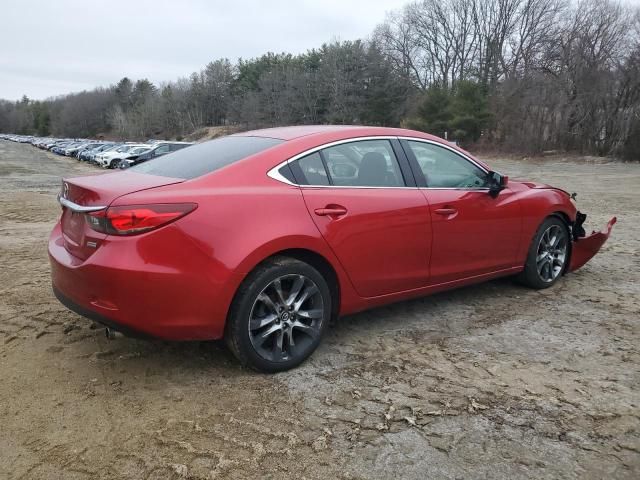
131, 136, 283, 179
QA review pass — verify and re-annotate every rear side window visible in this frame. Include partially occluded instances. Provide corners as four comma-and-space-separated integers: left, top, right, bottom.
131, 136, 283, 179
288, 152, 330, 185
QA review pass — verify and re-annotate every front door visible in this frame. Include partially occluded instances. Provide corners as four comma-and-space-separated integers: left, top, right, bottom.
402, 139, 522, 284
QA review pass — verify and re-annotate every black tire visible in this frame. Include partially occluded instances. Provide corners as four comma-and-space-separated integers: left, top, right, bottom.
225, 256, 331, 372
517, 216, 570, 289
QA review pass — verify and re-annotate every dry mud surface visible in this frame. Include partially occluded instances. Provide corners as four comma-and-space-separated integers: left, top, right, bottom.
0, 141, 638, 479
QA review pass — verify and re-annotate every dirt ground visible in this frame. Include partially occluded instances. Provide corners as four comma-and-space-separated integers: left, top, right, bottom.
0, 140, 638, 480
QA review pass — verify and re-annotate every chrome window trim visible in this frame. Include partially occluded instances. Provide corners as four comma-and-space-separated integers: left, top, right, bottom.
266, 135, 490, 190
58, 195, 107, 213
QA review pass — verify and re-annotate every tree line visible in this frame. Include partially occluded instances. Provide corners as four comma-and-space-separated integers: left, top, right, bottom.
1, 0, 639, 159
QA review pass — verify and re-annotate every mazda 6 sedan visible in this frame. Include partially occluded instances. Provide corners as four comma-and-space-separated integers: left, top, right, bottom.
49, 126, 616, 371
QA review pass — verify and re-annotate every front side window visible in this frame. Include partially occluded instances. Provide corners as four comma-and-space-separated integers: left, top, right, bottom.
284, 139, 405, 187
407, 141, 488, 188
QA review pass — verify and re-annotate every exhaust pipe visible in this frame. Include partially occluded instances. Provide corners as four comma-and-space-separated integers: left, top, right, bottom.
105, 327, 123, 340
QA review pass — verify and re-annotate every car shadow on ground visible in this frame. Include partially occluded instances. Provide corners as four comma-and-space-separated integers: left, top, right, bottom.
68, 275, 529, 377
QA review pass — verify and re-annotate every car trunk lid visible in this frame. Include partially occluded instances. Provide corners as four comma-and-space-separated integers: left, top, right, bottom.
59, 171, 184, 260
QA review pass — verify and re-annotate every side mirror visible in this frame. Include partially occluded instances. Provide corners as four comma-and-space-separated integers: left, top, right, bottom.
487, 171, 508, 198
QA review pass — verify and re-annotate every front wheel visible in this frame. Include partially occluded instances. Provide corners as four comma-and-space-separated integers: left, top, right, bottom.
225, 257, 331, 372
517, 216, 569, 289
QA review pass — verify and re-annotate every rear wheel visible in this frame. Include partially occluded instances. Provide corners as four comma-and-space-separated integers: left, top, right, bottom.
518, 216, 569, 289
225, 257, 331, 372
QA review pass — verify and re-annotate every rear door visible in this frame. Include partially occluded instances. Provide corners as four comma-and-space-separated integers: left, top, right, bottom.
285, 138, 432, 298
401, 139, 521, 284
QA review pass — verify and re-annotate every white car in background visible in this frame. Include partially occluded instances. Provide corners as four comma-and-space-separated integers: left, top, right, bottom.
95, 144, 149, 168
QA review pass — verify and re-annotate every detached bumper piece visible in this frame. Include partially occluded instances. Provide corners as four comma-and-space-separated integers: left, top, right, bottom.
569, 215, 617, 272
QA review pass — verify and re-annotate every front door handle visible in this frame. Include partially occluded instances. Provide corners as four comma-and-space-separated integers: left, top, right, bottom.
314, 205, 348, 217
434, 207, 458, 216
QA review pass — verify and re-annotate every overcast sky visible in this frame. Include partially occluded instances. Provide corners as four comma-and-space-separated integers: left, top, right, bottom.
0, 0, 409, 101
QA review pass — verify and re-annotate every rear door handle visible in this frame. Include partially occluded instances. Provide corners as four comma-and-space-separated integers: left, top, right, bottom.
434, 207, 458, 216
314, 205, 348, 217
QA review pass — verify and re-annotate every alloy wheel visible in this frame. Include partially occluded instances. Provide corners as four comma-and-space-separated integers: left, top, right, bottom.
248, 274, 324, 362
536, 224, 568, 282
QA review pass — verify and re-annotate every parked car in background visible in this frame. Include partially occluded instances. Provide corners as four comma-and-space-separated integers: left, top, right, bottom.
1, 136, 194, 171
114, 146, 153, 166
64, 142, 93, 156
76, 143, 105, 160
118, 141, 193, 168
78, 143, 109, 161
49, 126, 616, 372
95, 144, 149, 168
51, 141, 74, 155
87, 144, 120, 164
45, 139, 64, 150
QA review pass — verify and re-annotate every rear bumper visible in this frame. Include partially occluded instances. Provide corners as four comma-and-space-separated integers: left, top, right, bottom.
48, 222, 240, 340
569, 216, 617, 272
53, 286, 150, 338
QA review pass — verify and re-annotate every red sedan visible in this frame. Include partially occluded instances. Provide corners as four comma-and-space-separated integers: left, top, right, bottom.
49, 126, 616, 371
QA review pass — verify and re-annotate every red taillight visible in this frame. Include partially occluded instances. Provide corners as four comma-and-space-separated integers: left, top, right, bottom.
86, 203, 197, 235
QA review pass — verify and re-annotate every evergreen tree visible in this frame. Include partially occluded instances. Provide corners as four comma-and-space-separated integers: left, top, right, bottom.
114, 77, 133, 110
406, 81, 491, 144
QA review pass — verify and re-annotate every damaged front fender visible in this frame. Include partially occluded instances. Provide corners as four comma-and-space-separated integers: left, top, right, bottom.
568, 216, 617, 272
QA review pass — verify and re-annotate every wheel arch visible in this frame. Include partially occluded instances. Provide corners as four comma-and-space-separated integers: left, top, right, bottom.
233, 246, 343, 322
550, 210, 572, 227
271, 248, 341, 320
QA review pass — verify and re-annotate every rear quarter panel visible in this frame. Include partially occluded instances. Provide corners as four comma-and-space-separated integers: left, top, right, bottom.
113, 174, 363, 335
